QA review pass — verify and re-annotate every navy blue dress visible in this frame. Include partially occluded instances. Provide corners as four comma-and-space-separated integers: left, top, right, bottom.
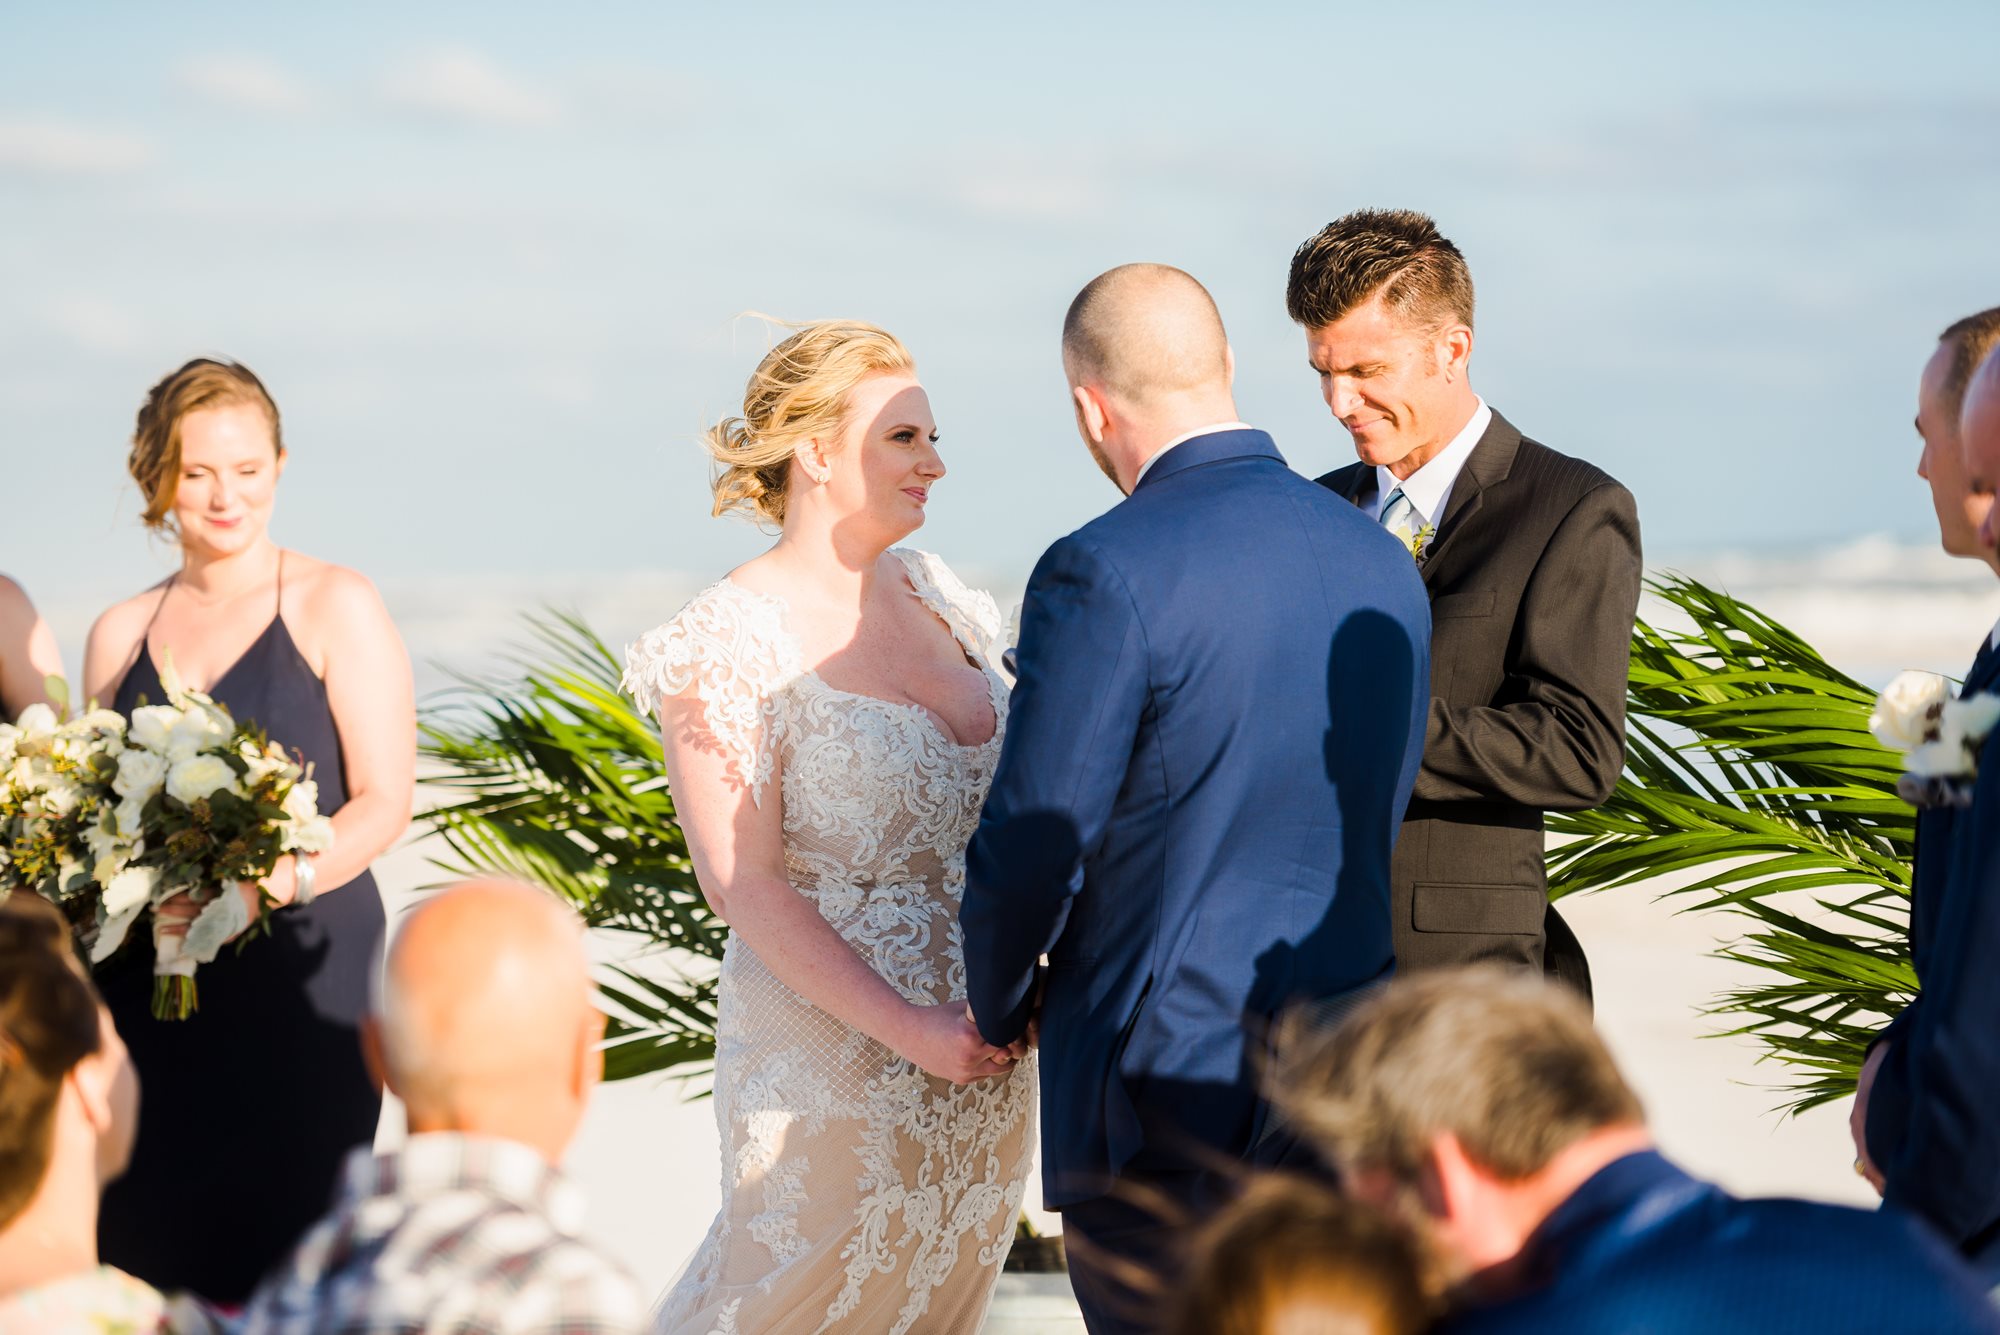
97, 572, 385, 1304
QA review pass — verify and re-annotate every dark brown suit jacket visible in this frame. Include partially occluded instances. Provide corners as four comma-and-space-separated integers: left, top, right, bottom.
1317, 410, 1641, 994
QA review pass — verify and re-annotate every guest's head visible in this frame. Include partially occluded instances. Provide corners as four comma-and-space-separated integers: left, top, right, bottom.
364, 880, 602, 1164
1966, 345, 2000, 556
1916, 309, 2000, 568
705, 320, 939, 549
1168, 1175, 1436, 1335
1287, 210, 1479, 476
0, 894, 139, 1250
1062, 263, 1238, 493
1277, 968, 1649, 1283
130, 357, 285, 558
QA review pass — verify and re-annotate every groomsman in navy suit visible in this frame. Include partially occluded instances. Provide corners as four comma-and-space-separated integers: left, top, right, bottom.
1863, 311, 2000, 1276
1284, 969, 2000, 1333
962, 264, 1431, 1334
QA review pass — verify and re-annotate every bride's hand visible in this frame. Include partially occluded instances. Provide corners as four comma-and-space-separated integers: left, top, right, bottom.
895, 1004, 1018, 1084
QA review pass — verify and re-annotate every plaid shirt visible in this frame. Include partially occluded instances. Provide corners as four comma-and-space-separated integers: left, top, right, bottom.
235, 1133, 642, 1335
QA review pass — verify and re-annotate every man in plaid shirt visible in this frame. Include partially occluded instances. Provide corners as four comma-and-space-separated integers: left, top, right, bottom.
237, 881, 642, 1335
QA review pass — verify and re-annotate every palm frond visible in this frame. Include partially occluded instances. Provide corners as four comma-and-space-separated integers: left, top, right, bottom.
418, 610, 727, 1083
1548, 574, 1912, 1115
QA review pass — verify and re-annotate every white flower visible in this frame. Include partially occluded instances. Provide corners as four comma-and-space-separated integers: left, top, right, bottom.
101, 864, 160, 919
39, 774, 80, 819
165, 754, 238, 805
290, 815, 336, 855
164, 705, 228, 762
13, 703, 57, 742
113, 748, 168, 802
129, 705, 180, 754
1871, 671, 1952, 752
283, 779, 320, 825
1954, 692, 2000, 744
113, 796, 147, 839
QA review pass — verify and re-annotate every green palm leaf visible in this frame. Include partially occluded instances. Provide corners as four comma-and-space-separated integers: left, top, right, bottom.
418, 610, 727, 1084
1548, 574, 1912, 1114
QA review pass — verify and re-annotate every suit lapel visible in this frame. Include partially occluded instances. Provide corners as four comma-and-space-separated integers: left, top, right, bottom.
1963, 630, 2000, 697
1418, 412, 1523, 584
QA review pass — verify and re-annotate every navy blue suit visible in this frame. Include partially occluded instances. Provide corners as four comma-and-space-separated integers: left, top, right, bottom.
962, 428, 1430, 1331
1868, 638, 2000, 1275
1441, 1151, 2000, 1334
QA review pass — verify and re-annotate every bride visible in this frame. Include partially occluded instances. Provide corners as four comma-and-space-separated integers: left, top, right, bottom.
622, 321, 1036, 1334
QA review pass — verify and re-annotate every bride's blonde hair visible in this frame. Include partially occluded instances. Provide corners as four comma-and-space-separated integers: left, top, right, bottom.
707, 320, 915, 526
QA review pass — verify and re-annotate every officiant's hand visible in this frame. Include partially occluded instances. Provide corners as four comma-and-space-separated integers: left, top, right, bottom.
1851, 1040, 1889, 1195
896, 1004, 1016, 1084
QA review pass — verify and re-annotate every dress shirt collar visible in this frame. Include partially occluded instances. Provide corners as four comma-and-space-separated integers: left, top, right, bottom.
1372, 397, 1490, 524
1134, 422, 1255, 487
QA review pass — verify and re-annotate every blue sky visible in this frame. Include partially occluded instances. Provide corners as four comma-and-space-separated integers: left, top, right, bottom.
5, 1, 2000, 602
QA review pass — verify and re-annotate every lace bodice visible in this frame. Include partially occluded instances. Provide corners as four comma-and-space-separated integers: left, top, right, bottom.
622, 548, 1008, 1004
621, 550, 1033, 1334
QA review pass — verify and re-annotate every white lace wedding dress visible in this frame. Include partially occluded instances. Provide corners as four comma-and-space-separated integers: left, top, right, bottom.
621, 548, 1037, 1335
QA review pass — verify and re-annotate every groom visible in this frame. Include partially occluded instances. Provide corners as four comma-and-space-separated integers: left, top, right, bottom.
963, 264, 1432, 1334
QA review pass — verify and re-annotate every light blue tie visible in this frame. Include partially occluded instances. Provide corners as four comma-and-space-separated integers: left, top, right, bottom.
1379, 487, 1416, 538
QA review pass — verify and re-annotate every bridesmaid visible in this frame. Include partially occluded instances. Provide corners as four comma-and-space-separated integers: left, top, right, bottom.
0, 575, 63, 719
81, 358, 414, 1303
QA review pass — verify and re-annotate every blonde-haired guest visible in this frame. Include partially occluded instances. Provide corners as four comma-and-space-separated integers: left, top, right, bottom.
0, 575, 64, 720
1167, 1176, 1436, 1335
622, 320, 1035, 1332
82, 356, 413, 1304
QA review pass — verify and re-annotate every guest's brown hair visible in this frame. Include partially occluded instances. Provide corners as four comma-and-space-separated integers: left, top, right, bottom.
0, 894, 105, 1229
1168, 1175, 1436, 1335
1940, 308, 2000, 426
1286, 209, 1475, 334
1276, 968, 1643, 1189
129, 358, 284, 534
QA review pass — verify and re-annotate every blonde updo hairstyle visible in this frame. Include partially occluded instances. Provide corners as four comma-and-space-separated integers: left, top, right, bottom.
129, 358, 284, 535
706, 320, 915, 527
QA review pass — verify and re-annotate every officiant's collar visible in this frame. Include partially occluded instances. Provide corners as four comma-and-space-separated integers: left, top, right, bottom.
1371, 397, 1489, 524
1133, 421, 1255, 488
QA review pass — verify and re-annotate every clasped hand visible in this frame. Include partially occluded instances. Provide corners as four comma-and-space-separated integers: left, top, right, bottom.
896, 1004, 1029, 1085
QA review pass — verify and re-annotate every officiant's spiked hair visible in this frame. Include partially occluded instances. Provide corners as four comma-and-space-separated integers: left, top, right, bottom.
1286, 209, 1475, 335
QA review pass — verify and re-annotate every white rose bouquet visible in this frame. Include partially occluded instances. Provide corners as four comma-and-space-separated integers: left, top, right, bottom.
1869, 670, 2000, 808
0, 699, 129, 923
0, 664, 336, 1019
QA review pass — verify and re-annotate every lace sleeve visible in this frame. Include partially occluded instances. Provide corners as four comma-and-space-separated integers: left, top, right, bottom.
895, 548, 1006, 668
620, 583, 799, 807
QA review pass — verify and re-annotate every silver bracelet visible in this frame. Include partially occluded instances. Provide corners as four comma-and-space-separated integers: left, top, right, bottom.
291, 852, 318, 909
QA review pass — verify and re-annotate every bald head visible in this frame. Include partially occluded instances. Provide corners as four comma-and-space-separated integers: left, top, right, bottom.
1064, 264, 1232, 403
373, 879, 601, 1161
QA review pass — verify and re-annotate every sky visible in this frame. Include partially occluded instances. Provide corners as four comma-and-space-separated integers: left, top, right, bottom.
5, 1, 2000, 609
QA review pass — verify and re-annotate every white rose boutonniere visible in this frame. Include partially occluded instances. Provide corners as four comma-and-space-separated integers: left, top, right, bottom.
1872, 670, 2000, 808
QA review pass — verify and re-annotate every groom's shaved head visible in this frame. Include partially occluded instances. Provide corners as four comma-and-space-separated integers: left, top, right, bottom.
1064, 264, 1231, 402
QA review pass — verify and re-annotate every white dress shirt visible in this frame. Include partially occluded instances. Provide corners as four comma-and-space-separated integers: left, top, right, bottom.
1133, 422, 1256, 487
1367, 398, 1492, 525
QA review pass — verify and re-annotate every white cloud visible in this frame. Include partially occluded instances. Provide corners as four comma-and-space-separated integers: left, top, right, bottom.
381, 48, 563, 128
42, 296, 147, 355
173, 53, 314, 115
0, 118, 150, 175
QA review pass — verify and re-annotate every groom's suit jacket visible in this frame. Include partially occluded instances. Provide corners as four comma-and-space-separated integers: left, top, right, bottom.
1867, 634, 2000, 1276
1317, 412, 1641, 986
962, 428, 1431, 1208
